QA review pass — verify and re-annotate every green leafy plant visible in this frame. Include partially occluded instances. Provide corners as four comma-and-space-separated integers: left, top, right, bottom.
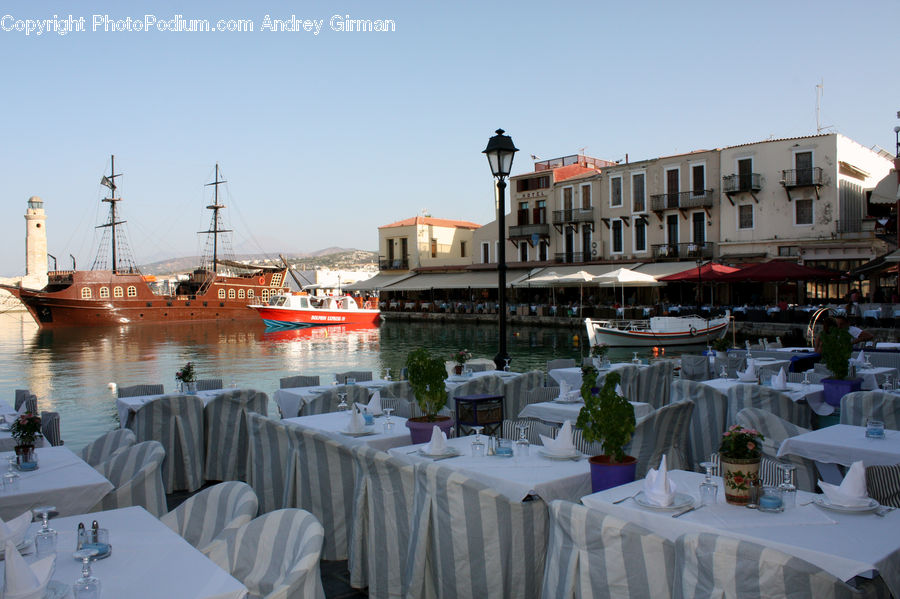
719, 424, 764, 460
175, 361, 196, 383
712, 338, 730, 352
820, 326, 852, 380
452, 349, 472, 365
590, 343, 610, 358
405, 348, 448, 421
576, 367, 635, 463
10, 412, 42, 446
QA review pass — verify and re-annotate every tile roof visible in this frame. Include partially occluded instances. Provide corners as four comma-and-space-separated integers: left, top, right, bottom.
379, 216, 481, 230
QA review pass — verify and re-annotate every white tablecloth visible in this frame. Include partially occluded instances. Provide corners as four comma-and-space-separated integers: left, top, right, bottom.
274, 379, 393, 419
876, 342, 900, 350
549, 362, 644, 389
518, 400, 653, 424
777, 424, 900, 468
12, 506, 247, 599
116, 389, 227, 427
582, 470, 900, 597
699, 378, 829, 415
857, 366, 899, 391
283, 412, 412, 451
444, 370, 521, 392
388, 435, 591, 503
0, 447, 113, 520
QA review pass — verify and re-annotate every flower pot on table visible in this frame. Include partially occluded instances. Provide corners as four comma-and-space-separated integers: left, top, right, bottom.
720, 455, 760, 505
822, 377, 862, 407
406, 416, 453, 444
588, 455, 637, 493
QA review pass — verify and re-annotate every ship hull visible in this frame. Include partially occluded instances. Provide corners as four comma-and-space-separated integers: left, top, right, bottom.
252, 306, 381, 328
584, 314, 730, 348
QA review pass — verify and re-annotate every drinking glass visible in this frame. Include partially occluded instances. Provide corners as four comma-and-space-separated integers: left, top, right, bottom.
33, 506, 57, 557
866, 419, 885, 439
4, 456, 20, 490
801, 371, 811, 387
346, 377, 357, 386
632, 352, 641, 365
384, 368, 392, 381
777, 463, 797, 509
719, 366, 728, 380
73, 548, 101, 599
471, 426, 485, 457
337, 393, 349, 412
746, 479, 762, 509
883, 376, 894, 392
514, 423, 530, 457
698, 461, 718, 506
382, 407, 394, 432
503, 359, 511, 373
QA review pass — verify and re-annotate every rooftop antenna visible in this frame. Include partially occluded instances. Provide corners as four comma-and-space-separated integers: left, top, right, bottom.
816, 79, 832, 134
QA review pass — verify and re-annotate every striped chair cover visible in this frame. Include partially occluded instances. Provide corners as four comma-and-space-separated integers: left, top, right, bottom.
615, 365, 640, 403
380, 397, 413, 418
503, 371, 545, 419
635, 361, 675, 409
671, 379, 728, 470
714, 354, 746, 379
725, 384, 811, 429
379, 381, 414, 400
295, 428, 357, 560
161, 481, 258, 552
348, 446, 415, 598
547, 358, 576, 371
866, 464, 900, 508
13, 390, 35, 413
448, 375, 505, 401
301, 385, 369, 416
404, 462, 548, 599
93, 440, 167, 516
195, 378, 224, 391
787, 371, 827, 384
132, 394, 205, 493
79, 429, 136, 466
860, 351, 900, 371
522, 387, 562, 412
336, 371, 373, 384
840, 391, 900, 430
117, 384, 164, 398
674, 532, 890, 599
680, 354, 711, 381
735, 408, 819, 493
205, 390, 269, 482
501, 418, 559, 445
756, 363, 785, 383
247, 413, 301, 514
279, 375, 320, 389
541, 500, 675, 599
205, 509, 325, 599
40, 411, 62, 446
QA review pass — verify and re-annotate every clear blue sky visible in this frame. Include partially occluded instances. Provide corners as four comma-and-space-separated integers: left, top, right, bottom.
1, 0, 897, 276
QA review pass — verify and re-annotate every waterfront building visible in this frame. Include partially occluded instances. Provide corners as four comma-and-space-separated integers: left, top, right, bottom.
377, 215, 479, 273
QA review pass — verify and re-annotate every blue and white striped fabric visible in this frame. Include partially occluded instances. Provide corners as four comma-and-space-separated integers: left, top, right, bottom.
348, 446, 415, 598
680, 354, 711, 382
404, 462, 548, 599
448, 375, 505, 401
840, 391, 900, 430
279, 375, 320, 389
674, 532, 890, 599
715, 354, 746, 379
547, 358, 577, 371
204, 389, 269, 482
725, 384, 811, 429
246, 413, 300, 514
13, 389, 30, 412
735, 408, 819, 493
336, 371, 373, 383
615, 365, 640, 403
501, 419, 559, 445
14, 390, 37, 414
503, 371, 545, 418
117, 384, 164, 398
40, 411, 62, 446
379, 381, 414, 400
93, 440, 167, 516
302, 385, 369, 416
671, 379, 728, 470
132, 394, 205, 493
541, 500, 674, 599
79, 429, 136, 466
635, 360, 675, 409
523, 387, 562, 410
295, 427, 357, 561
205, 509, 326, 599
161, 481, 258, 552
194, 378, 224, 391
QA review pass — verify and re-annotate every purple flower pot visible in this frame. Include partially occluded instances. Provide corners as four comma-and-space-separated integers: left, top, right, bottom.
822, 377, 862, 407
589, 455, 637, 493
405, 416, 454, 444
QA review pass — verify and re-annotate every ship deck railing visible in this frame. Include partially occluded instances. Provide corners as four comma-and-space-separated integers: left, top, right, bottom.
592, 319, 652, 332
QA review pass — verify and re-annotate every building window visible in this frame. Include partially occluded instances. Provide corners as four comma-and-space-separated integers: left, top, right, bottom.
538, 240, 549, 261
81, 287, 92, 299
516, 175, 550, 192
581, 184, 592, 209
691, 164, 706, 195
261, 289, 269, 302
562, 187, 573, 210
535, 200, 547, 224
634, 220, 647, 252
738, 204, 754, 230
632, 173, 645, 212
127, 286, 137, 297
778, 246, 800, 257
247, 289, 254, 297
99, 287, 109, 298
460, 240, 467, 258
519, 243, 528, 262
430, 238, 437, 258
795, 198, 813, 225
113, 286, 123, 298
517, 201, 529, 226
610, 177, 623, 207
481, 242, 490, 264
270, 273, 282, 287
582, 228, 592, 260
218, 288, 226, 299
611, 219, 623, 253
238, 289, 246, 298
228, 288, 236, 299
692, 211, 706, 244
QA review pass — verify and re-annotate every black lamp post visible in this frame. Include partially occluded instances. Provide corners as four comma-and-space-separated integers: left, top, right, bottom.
483, 129, 518, 370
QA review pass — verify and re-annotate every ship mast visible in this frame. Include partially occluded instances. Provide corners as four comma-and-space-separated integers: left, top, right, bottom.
97, 155, 127, 274
201, 164, 232, 273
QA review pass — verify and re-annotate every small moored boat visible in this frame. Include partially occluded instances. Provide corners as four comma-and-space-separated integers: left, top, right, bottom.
584, 311, 730, 347
250, 292, 381, 328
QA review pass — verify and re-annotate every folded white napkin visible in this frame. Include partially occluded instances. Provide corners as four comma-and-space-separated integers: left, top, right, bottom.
4, 540, 55, 599
539, 420, 575, 456
738, 359, 757, 382
770, 368, 787, 390
16, 403, 27, 415
855, 350, 867, 366
347, 405, 365, 433
643, 455, 678, 506
558, 380, 570, 397
0, 512, 31, 547
817, 460, 870, 507
424, 426, 448, 454
356, 391, 383, 417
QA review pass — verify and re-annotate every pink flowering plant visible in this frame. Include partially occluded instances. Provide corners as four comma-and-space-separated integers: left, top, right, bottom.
452, 349, 472, 366
718, 424, 764, 460
175, 361, 196, 383
10, 412, 42, 446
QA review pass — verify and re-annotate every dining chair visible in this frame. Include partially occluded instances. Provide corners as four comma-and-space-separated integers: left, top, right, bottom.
380, 397, 413, 418
546, 358, 577, 371
348, 446, 415, 599
541, 500, 674, 599
204, 389, 269, 482
301, 385, 369, 416
92, 440, 167, 517
79, 428, 136, 467
840, 391, 900, 430
503, 370, 545, 418
204, 508, 326, 599
725, 384, 811, 429
501, 418, 559, 445
132, 394, 205, 493
335, 371, 373, 384
161, 481, 259, 552
279, 375, 320, 389
865, 464, 900, 508
404, 462, 548, 599
670, 379, 728, 471
522, 386, 562, 410
378, 381, 414, 401
194, 378, 224, 391
674, 532, 890, 599
735, 408, 819, 493
680, 354, 711, 382
614, 365, 641, 403
714, 354, 746, 379
448, 375, 505, 401
635, 360, 675, 409
13, 389, 35, 413
117, 384, 164, 398
787, 371, 826, 384
40, 411, 63, 446
246, 413, 301, 514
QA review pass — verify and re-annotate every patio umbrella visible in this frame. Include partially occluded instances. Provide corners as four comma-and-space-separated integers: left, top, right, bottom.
594, 268, 662, 306
715, 260, 839, 304
554, 270, 595, 315
659, 262, 740, 307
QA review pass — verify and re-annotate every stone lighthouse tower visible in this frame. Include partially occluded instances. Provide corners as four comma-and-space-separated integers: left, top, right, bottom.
22, 196, 48, 290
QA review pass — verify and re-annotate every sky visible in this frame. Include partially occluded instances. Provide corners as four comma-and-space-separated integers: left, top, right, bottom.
1, 0, 898, 276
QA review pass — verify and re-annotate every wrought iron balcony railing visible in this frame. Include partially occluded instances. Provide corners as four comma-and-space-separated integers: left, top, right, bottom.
722, 173, 762, 193
509, 222, 550, 239
379, 257, 409, 270
651, 242, 715, 261
552, 207, 594, 225
649, 189, 715, 211
781, 168, 823, 187
553, 252, 586, 264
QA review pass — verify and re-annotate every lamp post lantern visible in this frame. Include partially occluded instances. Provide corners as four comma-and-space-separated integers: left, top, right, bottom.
483, 129, 518, 370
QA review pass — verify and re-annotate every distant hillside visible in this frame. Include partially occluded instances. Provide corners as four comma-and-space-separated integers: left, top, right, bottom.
139, 249, 378, 275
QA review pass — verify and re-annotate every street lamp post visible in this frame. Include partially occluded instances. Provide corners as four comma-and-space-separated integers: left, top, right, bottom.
483, 129, 518, 370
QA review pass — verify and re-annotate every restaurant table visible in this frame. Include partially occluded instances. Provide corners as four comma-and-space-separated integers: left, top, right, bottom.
116, 389, 229, 428
274, 379, 393, 419
777, 424, 900, 484
11, 506, 247, 598
549, 362, 646, 389
876, 342, 900, 351
282, 412, 412, 451
0, 447, 113, 520
698, 377, 829, 415
388, 435, 591, 503
582, 469, 900, 597
0, 402, 46, 452
518, 399, 653, 425
857, 366, 899, 390
444, 370, 521, 392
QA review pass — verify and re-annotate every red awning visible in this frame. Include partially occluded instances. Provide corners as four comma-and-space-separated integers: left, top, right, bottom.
659, 263, 740, 282
715, 260, 839, 283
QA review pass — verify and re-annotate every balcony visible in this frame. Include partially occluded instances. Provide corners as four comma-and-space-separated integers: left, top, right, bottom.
781, 168, 823, 187
722, 173, 762, 194
835, 218, 877, 239
509, 222, 550, 239
553, 252, 586, 264
378, 257, 409, 270
552, 207, 594, 225
650, 242, 715, 261
649, 189, 715, 212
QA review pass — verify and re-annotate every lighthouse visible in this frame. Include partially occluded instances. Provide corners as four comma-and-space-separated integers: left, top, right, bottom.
22, 196, 48, 290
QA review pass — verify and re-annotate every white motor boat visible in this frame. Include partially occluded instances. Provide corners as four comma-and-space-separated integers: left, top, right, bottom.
584, 311, 730, 347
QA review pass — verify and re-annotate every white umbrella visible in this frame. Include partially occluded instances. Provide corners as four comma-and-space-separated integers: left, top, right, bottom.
554, 271, 595, 315
594, 268, 662, 307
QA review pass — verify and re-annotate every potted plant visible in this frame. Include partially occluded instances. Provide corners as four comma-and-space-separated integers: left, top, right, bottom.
452, 348, 472, 375
405, 348, 453, 443
589, 343, 610, 369
719, 424, 763, 505
175, 361, 197, 394
712, 337, 730, 359
10, 412, 42, 468
819, 326, 862, 407
576, 367, 637, 492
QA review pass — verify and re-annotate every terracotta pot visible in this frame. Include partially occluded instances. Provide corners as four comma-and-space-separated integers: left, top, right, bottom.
720, 455, 761, 505
588, 455, 637, 493
406, 416, 453, 444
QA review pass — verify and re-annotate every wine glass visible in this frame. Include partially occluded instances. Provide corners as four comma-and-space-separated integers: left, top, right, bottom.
883, 375, 894, 392
699, 461, 718, 506
337, 392, 349, 412
33, 506, 57, 557
384, 368, 392, 381
4, 456, 20, 490
777, 463, 797, 509
73, 548, 101, 598
632, 352, 641, 365
503, 358, 511, 373
382, 407, 394, 432
514, 423, 530, 457
801, 370, 811, 387
719, 366, 728, 380
471, 425, 485, 457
